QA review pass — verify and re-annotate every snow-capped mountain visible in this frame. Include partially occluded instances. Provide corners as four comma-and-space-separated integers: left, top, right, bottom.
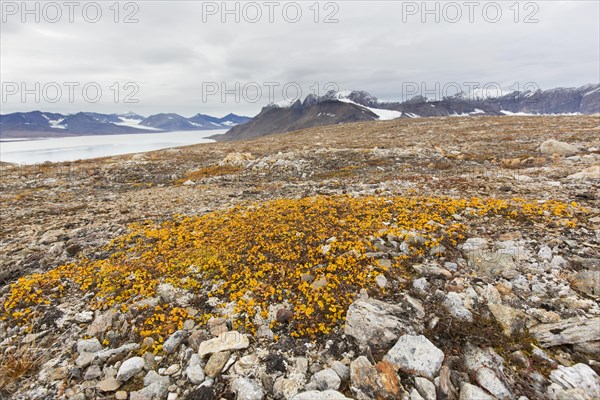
117, 111, 145, 120
217, 84, 599, 141
0, 111, 251, 138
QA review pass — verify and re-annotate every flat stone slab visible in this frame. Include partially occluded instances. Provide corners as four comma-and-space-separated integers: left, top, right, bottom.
198, 331, 249, 357
531, 317, 600, 348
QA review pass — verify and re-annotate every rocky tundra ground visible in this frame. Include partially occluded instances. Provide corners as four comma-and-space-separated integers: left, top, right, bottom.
0, 115, 599, 400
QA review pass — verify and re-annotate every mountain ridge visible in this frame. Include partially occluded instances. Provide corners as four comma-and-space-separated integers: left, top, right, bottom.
0, 111, 251, 138
216, 84, 600, 141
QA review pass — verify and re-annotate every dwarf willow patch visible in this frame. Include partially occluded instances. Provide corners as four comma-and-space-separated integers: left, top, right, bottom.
2, 195, 583, 345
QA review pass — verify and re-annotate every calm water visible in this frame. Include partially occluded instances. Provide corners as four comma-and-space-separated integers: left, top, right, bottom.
0, 130, 224, 164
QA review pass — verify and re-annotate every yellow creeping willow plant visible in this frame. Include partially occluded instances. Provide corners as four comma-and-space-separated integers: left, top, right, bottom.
1, 195, 584, 342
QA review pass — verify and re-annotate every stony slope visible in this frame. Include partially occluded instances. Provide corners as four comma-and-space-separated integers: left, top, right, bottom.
0, 116, 599, 400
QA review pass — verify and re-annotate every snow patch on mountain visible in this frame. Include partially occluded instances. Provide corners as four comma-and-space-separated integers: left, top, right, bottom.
114, 118, 163, 131
49, 119, 67, 129
337, 98, 401, 120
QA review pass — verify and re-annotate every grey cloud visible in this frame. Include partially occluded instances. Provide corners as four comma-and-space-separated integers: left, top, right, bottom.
0, 1, 598, 117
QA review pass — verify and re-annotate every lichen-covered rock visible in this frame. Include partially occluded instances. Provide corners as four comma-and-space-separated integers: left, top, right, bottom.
345, 298, 413, 351
130, 381, 169, 400
307, 368, 341, 391
116, 357, 145, 382
531, 317, 600, 347
162, 330, 187, 354
383, 335, 444, 379
330, 361, 350, 382
185, 354, 205, 384
77, 338, 103, 354
231, 377, 265, 400
443, 292, 473, 322
488, 303, 530, 336
549, 363, 600, 400
350, 356, 380, 399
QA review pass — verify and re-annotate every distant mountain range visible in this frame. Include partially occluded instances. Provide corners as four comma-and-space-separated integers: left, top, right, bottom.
216, 84, 600, 141
0, 111, 251, 138
3, 84, 598, 141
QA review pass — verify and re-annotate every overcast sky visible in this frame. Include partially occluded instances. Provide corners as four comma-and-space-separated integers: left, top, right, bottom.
1, 0, 599, 117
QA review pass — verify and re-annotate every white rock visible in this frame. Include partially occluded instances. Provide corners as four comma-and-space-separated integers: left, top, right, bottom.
538, 245, 553, 262
292, 390, 352, 400
375, 274, 388, 288
404, 295, 425, 319
144, 370, 169, 387
383, 335, 444, 379
39, 228, 66, 244
163, 330, 187, 354
164, 364, 180, 375
84, 365, 102, 380
198, 332, 250, 357
94, 343, 140, 362
459, 382, 495, 400
414, 376, 436, 400
461, 238, 488, 253
231, 378, 265, 400
568, 165, 600, 180
330, 361, 350, 382
183, 319, 195, 330
307, 368, 341, 391
476, 367, 511, 399
344, 298, 412, 351
550, 255, 568, 269
76, 352, 95, 368
443, 292, 473, 322
157, 283, 177, 302
409, 388, 425, 400
185, 354, 205, 384
77, 338, 103, 354
549, 363, 600, 400
413, 278, 429, 293
74, 311, 94, 323
130, 381, 169, 400
539, 139, 580, 156
274, 376, 305, 400
117, 357, 145, 382
532, 317, 600, 347
444, 262, 458, 272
